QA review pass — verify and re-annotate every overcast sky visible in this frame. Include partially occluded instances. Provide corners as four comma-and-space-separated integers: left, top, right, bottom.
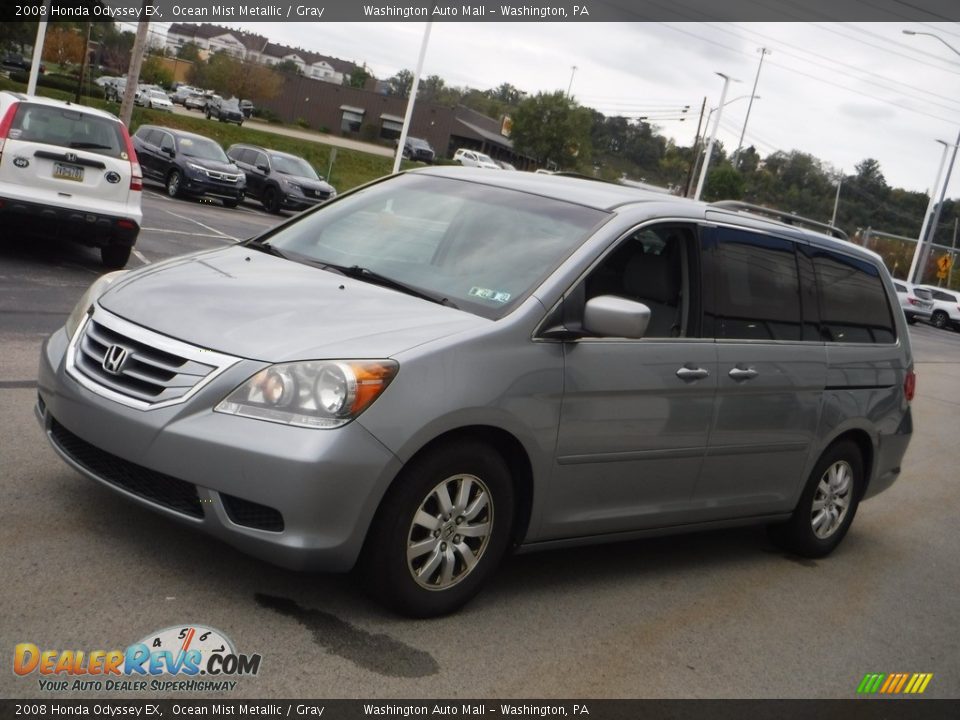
150, 21, 960, 210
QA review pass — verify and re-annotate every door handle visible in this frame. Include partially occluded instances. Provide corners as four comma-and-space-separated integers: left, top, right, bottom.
728, 367, 759, 381
676, 366, 710, 381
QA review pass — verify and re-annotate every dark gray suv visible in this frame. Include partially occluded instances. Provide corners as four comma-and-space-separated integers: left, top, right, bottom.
37, 168, 915, 617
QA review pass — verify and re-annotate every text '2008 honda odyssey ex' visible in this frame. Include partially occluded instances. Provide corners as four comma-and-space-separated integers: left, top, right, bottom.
37, 168, 915, 617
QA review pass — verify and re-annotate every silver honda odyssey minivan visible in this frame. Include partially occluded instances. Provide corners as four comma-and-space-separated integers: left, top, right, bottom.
37, 168, 915, 617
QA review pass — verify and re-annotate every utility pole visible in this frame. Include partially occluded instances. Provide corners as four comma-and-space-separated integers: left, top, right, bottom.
733, 48, 769, 169
75, 22, 92, 104
27, 0, 53, 95
831, 173, 843, 227
567, 66, 578, 98
949, 217, 958, 288
685, 96, 707, 198
120, 14, 151, 127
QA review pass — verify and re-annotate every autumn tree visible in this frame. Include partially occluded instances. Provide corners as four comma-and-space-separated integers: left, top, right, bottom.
43, 25, 85, 67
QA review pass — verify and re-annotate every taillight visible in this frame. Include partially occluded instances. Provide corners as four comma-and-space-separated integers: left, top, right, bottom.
0, 101, 21, 157
119, 122, 142, 191
907, 297, 919, 306
904, 369, 916, 402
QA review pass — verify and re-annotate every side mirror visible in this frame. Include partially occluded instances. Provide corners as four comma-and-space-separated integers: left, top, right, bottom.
256, 164, 269, 173
162, 146, 175, 157
582, 295, 651, 339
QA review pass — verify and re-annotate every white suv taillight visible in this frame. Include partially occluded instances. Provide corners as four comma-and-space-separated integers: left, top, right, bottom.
0, 101, 21, 159
119, 123, 142, 191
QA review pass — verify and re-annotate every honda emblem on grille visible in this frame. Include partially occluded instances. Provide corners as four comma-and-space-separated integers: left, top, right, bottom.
102, 345, 129, 375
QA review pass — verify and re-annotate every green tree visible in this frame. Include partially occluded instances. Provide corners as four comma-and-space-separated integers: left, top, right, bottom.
140, 55, 173, 87
346, 65, 371, 89
386, 69, 413, 98
177, 42, 201, 63
705, 164, 745, 201
274, 59, 302, 76
511, 90, 593, 170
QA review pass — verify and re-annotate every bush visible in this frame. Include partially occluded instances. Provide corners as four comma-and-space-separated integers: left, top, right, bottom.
295, 117, 310, 129
8, 71, 105, 99
253, 107, 282, 124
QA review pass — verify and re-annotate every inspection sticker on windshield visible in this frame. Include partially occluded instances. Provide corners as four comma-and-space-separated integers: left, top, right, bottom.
469, 287, 511, 303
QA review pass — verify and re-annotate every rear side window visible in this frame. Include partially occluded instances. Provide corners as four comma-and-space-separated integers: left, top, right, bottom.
808, 248, 896, 343
707, 228, 803, 341
10, 104, 124, 158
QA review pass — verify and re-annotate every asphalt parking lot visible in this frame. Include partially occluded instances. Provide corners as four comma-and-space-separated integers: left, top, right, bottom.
1, 197, 959, 699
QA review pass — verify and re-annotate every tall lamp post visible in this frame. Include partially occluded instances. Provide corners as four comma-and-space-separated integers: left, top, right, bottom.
903, 29, 960, 284
733, 47, 770, 169
907, 140, 954, 284
694, 72, 737, 201
689, 95, 759, 194
393, 22, 433, 174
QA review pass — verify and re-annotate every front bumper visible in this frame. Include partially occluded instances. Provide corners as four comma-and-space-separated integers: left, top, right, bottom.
0, 195, 140, 248
181, 173, 245, 201
36, 324, 403, 572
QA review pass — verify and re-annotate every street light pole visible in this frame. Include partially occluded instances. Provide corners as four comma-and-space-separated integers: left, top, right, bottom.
393, 21, 433, 174
902, 29, 960, 284
567, 65, 578, 98
694, 72, 735, 201
733, 47, 770, 169
908, 140, 952, 283
831, 173, 843, 227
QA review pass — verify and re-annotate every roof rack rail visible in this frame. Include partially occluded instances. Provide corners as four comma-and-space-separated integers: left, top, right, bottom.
709, 200, 849, 241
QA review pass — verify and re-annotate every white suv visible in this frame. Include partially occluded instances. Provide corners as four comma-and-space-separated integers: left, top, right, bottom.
453, 148, 500, 169
918, 285, 960, 330
0, 91, 142, 267
893, 280, 934, 324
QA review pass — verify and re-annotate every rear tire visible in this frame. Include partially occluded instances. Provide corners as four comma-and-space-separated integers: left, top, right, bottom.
222, 199, 239, 209
358, 440, 515, 618
100, 245, 131, 269
932, 310, 948, 329
768, 440, 863, 558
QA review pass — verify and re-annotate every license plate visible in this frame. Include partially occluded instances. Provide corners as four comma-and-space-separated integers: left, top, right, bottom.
53, 163, 84, 182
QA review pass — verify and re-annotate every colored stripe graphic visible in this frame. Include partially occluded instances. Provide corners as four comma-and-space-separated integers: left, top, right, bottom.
858, 673, 932, 694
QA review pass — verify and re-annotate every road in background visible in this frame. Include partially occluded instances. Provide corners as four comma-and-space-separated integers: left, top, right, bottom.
2, 202, 959, 698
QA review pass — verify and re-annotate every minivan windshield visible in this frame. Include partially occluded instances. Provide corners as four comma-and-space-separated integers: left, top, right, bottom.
256, 174, 608, 319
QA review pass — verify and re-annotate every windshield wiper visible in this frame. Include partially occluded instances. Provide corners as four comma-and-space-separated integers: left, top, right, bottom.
247, 241, 289, 259
324, 263, 458, 309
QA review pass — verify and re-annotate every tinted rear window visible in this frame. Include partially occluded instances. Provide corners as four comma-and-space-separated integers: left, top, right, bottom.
809, 248, 896, 343
10, 104, 124, 158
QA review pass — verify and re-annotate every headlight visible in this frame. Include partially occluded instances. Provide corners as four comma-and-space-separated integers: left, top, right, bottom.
214, 360, 398, 429
64, 271, 127, 340
186, 162, 207, 176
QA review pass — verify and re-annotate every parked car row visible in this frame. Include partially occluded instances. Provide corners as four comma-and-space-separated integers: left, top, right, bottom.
132, 124, 336, 213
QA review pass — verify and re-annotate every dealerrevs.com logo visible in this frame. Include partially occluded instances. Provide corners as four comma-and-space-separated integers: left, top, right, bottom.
13, 625, 261, 693
857, 673, 934, 695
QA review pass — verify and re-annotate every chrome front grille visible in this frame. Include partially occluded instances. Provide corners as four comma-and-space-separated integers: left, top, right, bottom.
67, 308, 239, 410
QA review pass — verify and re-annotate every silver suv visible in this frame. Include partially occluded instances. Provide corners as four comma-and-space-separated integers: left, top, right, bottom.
0, 91, 143, 267
37, 169, 915, 616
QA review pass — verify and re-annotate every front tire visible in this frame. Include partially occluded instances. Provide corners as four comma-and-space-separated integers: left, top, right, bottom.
166, 170, 182, 198
768, 440, 863, 558
358, 440, 515, 618
262, 187, 282, 214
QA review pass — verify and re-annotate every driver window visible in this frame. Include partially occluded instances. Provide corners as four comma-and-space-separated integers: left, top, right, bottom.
583, 225, 696, 338
160, 134, 174, 153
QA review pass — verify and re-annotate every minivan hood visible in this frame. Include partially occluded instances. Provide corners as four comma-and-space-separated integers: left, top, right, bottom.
98, 246, 488, 361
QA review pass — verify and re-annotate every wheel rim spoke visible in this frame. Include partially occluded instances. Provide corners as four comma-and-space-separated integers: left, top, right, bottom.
811, 460, 854, 539
407, 473, 494, 591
